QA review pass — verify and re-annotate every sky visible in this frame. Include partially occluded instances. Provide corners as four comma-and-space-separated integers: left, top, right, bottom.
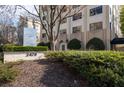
0, 5, 36, 27
14, 5, 36, 27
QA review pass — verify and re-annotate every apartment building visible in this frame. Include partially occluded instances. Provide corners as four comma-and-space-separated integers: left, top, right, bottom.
17, 16, 41, 46
41, 5, 121, 50
0, 24, 17, 45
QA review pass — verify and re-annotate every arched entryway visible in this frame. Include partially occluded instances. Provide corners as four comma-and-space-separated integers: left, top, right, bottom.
59, 40, 67, 50
86, 37, 105, 50
67, 39, 81, 50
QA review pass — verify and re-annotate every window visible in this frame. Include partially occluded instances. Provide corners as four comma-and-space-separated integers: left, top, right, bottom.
96, 6, 102, 14
90, 6, 103, 16
72, 5, 80, 9
24, 21, 28, 27
24, 17, 28, 27
90, 9, 96, 16
42, 33, 46, 38
110, 22, 111, 31
72, 26, 81, 33
72, 12, 82, 21
33, 20, 35, 29
62, 45, 65, 50
61, 18, 67, 24
89, 22, 103, 31
60, 29, 67, 34
109, 7, 111, 15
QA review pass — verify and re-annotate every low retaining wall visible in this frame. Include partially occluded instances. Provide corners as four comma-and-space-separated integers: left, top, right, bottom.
4, 51, 45, 63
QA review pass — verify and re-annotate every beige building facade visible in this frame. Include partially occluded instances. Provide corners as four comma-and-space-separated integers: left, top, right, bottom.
17, 5, 121, 50
41, 5, 121, 50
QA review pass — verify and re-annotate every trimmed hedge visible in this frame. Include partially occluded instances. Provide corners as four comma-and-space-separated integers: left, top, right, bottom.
3, 46, 48, 52
0, 45, 3, 52
0, 46, 3, 62
37, 42, 51, 50
46, 51, 124, 87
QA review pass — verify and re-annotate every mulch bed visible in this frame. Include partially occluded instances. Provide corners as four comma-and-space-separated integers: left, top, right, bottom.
1, 59, 88, 87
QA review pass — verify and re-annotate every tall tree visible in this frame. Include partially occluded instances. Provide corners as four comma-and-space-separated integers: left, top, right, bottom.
0, 5, 17, 45
18, 5, 86, 50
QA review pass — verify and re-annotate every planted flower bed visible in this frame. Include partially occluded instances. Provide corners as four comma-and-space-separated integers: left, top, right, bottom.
46, 51, 124, 87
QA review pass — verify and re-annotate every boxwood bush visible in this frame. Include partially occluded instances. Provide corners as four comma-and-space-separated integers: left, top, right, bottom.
46, 51, 124, 87
0, 45, 3, 62
3, 45, 48, 52
0, 45, 3, 52
37, 42, 51, 50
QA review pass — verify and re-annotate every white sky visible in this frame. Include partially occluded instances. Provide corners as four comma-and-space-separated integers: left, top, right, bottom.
6, 5, 36, 27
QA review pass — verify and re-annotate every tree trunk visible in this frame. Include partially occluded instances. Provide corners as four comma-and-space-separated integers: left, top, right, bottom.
50, 41, 56, 51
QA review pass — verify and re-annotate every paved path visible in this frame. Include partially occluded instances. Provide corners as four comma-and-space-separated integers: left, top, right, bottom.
1, 60, 88, 87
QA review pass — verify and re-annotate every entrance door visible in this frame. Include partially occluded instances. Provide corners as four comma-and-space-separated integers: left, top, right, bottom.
60, 43, 67, 50
62, 44, 65, 50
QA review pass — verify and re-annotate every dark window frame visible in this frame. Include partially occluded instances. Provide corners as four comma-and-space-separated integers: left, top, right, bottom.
72, 5, 80, 9
90, 6, 103, 16
72, 26, 81, 33
61, 18, 67, 24
89, 22, 103, 31
62, 44, 65, 50
42, 33, 46, 38
72, 12, 82, 21
60, 29, 67, 34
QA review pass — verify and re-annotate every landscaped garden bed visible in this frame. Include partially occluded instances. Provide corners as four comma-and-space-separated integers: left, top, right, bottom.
46, 51, 124, 87
3, 45, 48, 52
1, 50, 124, 87
0, 45, 48, 86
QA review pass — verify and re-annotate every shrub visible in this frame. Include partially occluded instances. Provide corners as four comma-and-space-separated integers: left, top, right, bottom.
0, 63, 18, 85
3, 46, 48, 52
46, 51, 124, 86
0, 46, 3, 62
37, 42, 51, 50
0, 45, 3, 52
67, 39, 81, 50
86, 38, 105, 50
0, 53, 3, 62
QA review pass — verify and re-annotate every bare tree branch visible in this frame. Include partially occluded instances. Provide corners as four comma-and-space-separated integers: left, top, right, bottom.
17, 5, 39, 18
55, 15, 61, 41
18, 5, 86, 50
52, 5, 66, 25
62, 5, 87, 21
38, 6, 50, 39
